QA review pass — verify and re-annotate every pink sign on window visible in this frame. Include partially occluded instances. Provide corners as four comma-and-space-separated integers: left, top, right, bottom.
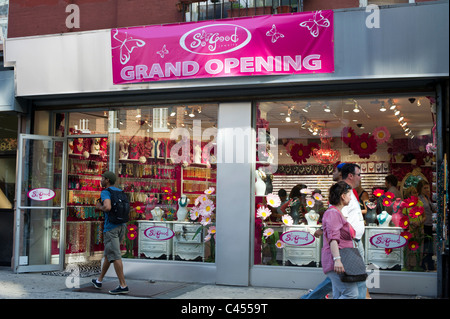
27, 188, 56, 201
280, 230, 315, 246
369, 233, 408, 249
111, 10, 334, 84
144, 226, 175, 241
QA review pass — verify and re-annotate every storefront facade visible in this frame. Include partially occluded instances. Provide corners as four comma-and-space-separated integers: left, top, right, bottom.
0, 68, 21, 267
5, 3, 449, 297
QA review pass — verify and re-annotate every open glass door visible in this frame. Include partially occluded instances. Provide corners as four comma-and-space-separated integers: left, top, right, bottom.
14, 134, 66, 273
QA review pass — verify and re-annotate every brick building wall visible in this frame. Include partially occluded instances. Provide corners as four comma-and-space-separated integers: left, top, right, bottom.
7, 0, 183, 38
7, 0, 438, 38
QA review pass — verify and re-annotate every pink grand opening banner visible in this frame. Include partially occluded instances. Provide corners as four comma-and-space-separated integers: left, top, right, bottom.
111, 10, 334, 84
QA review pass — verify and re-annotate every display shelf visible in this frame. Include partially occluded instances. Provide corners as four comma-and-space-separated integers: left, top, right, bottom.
181, 164, 216, 208
136, 220, 205, 261
364, 226, 404, 269
173, 222, 205, 261
282, 225, 321, 267
65, 138, 109, 259
137, 220, 173, 259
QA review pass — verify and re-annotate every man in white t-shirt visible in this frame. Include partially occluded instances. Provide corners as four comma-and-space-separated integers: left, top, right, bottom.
340, 163, 367, 299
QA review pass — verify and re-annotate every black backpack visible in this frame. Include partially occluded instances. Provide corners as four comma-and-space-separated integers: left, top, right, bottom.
105, 188, 130, 224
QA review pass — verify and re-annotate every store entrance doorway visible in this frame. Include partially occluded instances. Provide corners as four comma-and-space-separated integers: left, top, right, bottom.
65, 135, 109, 265
14, 134, 67, 273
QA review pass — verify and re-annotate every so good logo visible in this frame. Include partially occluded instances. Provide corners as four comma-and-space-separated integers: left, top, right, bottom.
179, 24, 252, 55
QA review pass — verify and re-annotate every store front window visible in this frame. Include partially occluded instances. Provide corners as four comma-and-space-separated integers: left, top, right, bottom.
254, 95, 438, 272
0, 114, 17, 209
59, 104, 218, 263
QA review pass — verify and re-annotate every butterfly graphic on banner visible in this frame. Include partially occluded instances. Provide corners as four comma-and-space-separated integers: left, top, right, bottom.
157, 45, 169, 58
266, 24, 284, 43
299, 10, 331, 37
112, 29, 146, 65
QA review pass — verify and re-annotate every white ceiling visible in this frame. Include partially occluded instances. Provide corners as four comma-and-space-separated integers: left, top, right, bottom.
259, 95, 435, 142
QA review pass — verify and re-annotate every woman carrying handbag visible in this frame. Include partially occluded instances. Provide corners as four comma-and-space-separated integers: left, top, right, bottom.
321, 181, 362, 299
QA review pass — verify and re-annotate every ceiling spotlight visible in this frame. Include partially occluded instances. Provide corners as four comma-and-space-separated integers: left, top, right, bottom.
302, 102, 311, 113
353, 104, 360, 113
394, 110, 400, 116
323, 103, 331, 112
388, 99, 396, 110
379, 101, 386, 112
198, 106, 202, 113
286, 108, 292, 122
417, 99, 421, 107
189, 108, 195, 118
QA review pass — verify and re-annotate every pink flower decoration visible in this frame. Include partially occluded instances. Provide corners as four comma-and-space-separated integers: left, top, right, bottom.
399, 215, 410, 229
373, 126, 390, 144
384, 191, 395, 200
263, 228, 274, 239
409, 206, 424, 218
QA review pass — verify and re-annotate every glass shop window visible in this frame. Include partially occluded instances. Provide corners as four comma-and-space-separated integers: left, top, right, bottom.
64, 105, 218, 263
67, 111, 109, 136
254, 95, 438, 273
65, 111, 110, 262
0, 113, 18, 209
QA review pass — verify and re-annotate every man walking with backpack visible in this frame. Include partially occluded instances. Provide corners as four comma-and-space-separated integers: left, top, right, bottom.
92, 171, 129, 294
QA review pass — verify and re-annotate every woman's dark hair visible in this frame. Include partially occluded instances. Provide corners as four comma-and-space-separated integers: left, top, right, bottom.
329, 181, 352, 206
416, 179, 429, 195
385, 174, 398, 187
289, 184, 307, 199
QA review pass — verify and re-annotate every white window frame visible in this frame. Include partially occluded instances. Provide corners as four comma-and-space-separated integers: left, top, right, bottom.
153, 107, 170, 132
360, 0, 415, 6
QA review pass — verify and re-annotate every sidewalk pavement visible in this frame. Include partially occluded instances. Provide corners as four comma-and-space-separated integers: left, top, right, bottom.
0, 266, 424, 300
